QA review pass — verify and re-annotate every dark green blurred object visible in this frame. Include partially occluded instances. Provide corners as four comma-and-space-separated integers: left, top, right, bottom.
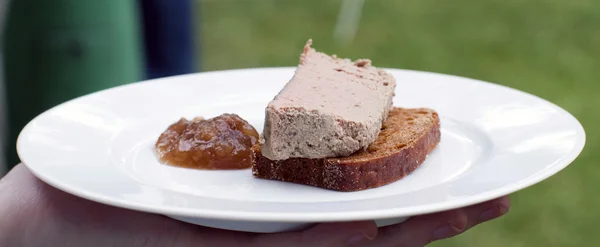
3, 0, 143, 167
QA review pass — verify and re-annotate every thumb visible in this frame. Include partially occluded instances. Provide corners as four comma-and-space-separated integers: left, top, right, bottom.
250, 221, 378, 247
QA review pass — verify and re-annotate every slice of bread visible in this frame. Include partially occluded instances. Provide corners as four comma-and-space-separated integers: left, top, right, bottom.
251, 107, 441, 192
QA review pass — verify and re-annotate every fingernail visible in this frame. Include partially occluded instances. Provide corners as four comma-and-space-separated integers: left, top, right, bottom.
346, 232, 375, 246
432, 224, 461, 240
479, 205, 509, 221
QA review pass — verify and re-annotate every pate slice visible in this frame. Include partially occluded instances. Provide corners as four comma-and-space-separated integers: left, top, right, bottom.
261, 39, 396, 160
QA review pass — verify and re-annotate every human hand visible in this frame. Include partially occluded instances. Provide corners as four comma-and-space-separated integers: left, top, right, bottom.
0, 164, 509, 247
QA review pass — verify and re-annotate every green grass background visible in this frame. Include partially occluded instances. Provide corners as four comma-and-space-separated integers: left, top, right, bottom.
197, 0, 599, 246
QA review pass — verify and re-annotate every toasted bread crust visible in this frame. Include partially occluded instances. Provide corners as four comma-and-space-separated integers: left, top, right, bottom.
251, 108, 441, 192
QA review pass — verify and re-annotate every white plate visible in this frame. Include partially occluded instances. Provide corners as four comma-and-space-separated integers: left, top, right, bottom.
17, 68, 585, 233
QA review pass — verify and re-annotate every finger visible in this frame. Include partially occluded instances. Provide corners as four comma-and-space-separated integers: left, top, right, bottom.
365, 209, 469, 247
461, 196, 510, 229
250, 221, 378, 247
363, 198, 510, 247
421, 197, 510, 242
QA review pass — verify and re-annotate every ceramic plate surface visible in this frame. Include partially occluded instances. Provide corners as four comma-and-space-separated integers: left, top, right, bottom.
17, 68, 585, 233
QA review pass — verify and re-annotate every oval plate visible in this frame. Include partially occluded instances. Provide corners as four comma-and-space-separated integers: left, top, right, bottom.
17, 68, 585, 233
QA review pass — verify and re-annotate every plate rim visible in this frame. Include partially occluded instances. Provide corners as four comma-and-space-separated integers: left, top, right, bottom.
17, 67, 587, 222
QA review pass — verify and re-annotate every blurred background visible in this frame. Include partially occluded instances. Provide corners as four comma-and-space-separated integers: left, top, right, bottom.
0, 0, 598, 246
